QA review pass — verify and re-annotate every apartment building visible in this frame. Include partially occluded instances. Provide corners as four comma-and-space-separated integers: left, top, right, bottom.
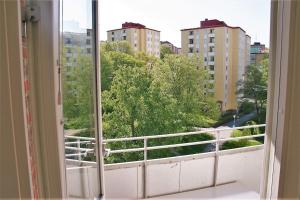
250, 42, 269, 65
63, 29, 93, 66
161, 41, 181, 54
181, 19, 251, 111
107, 22, 160, 57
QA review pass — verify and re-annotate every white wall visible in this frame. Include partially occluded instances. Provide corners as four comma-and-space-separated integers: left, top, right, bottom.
67, 148, 264, 199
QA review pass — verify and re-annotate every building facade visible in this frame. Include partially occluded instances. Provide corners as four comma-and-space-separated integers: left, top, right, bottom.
63, 29, 93, 66
161, 41, 181, 54
181, 19, 251, 111
250, 42, 269, 65
107, 22, 160, 57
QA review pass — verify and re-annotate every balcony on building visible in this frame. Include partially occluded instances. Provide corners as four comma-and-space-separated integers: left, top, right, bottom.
65, 124, 266, 199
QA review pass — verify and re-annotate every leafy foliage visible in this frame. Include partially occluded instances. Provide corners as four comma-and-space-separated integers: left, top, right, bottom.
237, 59, 269, 123
62, 49, 94, 129
63, 41, 222, 163
160, 44, 174, 59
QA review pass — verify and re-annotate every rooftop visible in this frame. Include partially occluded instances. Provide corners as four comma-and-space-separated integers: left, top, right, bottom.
107, 22, 160, 32
181, 19, 247, 34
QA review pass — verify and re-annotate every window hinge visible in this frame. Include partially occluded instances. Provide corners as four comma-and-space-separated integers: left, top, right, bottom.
21, 5, 40, 37
24, 5, 40, 23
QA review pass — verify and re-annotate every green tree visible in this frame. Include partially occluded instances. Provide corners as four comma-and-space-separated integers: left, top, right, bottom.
62, 51, 94, 129
154, 54, 220, 128
101, 41, 134, 55
160, 45, 173, 59
237, 59, 268, 122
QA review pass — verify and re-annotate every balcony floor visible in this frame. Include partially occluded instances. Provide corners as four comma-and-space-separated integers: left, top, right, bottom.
148, 182, 259, 199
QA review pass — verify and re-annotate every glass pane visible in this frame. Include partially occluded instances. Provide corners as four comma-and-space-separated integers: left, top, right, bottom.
61, 0, 100, 198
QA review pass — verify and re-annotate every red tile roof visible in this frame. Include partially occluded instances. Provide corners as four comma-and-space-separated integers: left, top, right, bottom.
107, 22, 160, 32
181, 19, 247, 33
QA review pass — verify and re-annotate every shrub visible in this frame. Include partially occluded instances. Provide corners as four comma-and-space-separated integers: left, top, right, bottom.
221, 139, 261, 150
221, 128, 262, 150
239, 100, 255, 114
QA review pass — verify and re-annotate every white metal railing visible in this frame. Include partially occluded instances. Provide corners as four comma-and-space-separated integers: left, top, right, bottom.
64, 124, 265, 163
65, 124, 265, 198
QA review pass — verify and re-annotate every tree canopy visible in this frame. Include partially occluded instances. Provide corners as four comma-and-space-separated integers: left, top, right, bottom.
237, 59, 269, 123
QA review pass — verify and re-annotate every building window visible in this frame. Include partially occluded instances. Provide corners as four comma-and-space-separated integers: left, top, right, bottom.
86, 39, 91, 45
66, 38, 71, 44
189, 39, 194, 44
112, 31, 114, 35
210, 74, 214, 80
189, 31, 194, 35
204, 57, 207, 62
112, 37, 115, 41
123, 30, 126, 33
123, 36, 126, 40
67, 48, 72, 53
210, 29, 214, 33
209, 65, 214, 71
87, 48, 91, 54
210, 56, 214, 62
209, 37, 215, 43
87, 31, 91, 36
209, 46, 214, 52
189, 48, 193, 53
196, 48, 199, 53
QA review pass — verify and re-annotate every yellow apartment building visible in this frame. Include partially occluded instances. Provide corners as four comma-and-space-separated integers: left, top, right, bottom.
181, 19, 251, 111
107, 22, 160, 57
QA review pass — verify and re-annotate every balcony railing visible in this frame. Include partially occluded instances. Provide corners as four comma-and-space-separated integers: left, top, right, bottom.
65, 124, 266, 199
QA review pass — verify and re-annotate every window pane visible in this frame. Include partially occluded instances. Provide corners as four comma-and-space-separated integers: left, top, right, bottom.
61, 0, 100, 198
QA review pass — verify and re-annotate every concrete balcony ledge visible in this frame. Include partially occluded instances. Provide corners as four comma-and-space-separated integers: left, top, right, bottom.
65, 125, 265, 199
148, 182, 259, 200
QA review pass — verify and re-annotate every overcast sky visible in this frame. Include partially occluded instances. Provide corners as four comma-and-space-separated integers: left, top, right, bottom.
63, 0, 271, 48
99, 0, 271, 47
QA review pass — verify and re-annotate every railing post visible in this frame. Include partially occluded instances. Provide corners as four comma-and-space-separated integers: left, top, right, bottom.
213, 130, 220, 187
143, 137, 148, 198
77, 138, 81, 161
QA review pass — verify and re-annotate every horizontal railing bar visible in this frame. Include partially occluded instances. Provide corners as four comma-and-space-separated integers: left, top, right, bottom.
108, 140, 216, 154
65, 135, 95, 141
103, 124, 266, 143
65, 146, 94, 152
65, 141, 92, 145
65, 153, 87, 157
64, 124, 266, 143
109, 147, 145, 154
66, 166, 94, 170
219, 134, 265, 142
103, 136, 145, 142
147, 140, 217, 151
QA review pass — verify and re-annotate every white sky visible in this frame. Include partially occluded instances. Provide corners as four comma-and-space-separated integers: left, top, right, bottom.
63, 0, 271, 48
99, 0, 271, 47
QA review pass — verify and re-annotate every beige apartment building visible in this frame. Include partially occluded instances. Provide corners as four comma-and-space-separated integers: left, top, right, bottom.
181, 19, 251, 111
107, 22, 160, 57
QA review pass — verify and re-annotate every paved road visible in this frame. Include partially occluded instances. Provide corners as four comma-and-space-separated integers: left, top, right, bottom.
220, 112, 257, 128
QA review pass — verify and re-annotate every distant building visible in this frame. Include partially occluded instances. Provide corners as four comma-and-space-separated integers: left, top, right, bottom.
63, 29, 93, 66
160, 41, 181, 54
250, 42, 269, 65
181, 19, 251, 111
107, 22, 160, 57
